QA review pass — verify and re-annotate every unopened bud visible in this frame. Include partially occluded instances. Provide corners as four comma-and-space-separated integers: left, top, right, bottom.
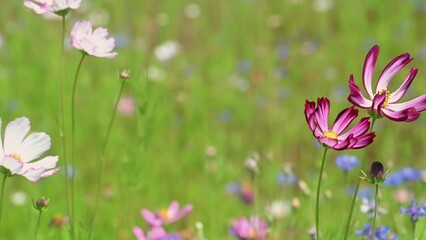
370, 161, 385, 179
119, 70, 131, 80
34, 197, 49, 211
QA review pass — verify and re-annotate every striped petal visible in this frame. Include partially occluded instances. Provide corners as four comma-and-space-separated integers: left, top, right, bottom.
339, 117, 371, 139
314, 98, 330, 133
376, 53, 412, 92
381, 108, 420, 122
348, 75, 372, 108
331, 106, 358, 135
389, 68, 418, 103
363, 45, 379, 98
387, 94, 426, 112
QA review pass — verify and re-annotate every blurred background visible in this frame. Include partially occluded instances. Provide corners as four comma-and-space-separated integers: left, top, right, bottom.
1, 0, 426, 239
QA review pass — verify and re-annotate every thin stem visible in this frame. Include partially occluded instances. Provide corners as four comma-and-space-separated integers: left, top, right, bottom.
70, 53, 86, 239
253, 171, 258, 232
35, 210, 42, 240
371, 184, 379, 240
343, 177, 360, 240
412, 221, 416, 240
88, 79, 126, 239
60, 15, 73, 239
316, 147, 328, 240
370, 118, 376, 132
0, 175, 6, 228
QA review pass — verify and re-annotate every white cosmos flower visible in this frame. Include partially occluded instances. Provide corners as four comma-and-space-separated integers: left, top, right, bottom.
24, 0, 82, 15
0, 117, 59, 182
71, 20, 118, 58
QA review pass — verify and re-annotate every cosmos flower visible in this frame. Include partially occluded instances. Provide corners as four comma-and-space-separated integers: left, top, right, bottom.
400, 198, 426, 222
335, 154, 360, 172
71, 20, 117, 58
355, 223, 398, 240
141, 201, 193, 227
230, 216, 269, 240
305, 97, 375, 150
24, 0, 81, 16
132, 226, 183, 240
0, 117, 59, 182
348, 45, 426, 122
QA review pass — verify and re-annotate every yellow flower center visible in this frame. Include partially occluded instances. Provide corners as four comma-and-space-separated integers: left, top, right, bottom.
376, 90, 390, 108
248, 229, 257, 238
323, 130, 338, 140
158, 209, 170, 222
10, 153, 22, 162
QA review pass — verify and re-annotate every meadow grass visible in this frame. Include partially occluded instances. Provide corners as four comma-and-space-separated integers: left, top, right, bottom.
1, 0, 426, 239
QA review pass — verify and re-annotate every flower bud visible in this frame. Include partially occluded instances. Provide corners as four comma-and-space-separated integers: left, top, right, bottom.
34, 197, 49, 211
119, 70, 131, 80
370, 161, 385, 179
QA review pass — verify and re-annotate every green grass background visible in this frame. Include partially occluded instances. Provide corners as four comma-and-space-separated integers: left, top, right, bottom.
1, 0, 426, 239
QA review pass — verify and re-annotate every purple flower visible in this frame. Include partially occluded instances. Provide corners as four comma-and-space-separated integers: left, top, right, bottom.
355, 223, 398, 240
399, 167, 421, 182
335, 154, 360, 172
71, 21, 117, 58
141, 201, 192, 227
401, 198, 426, 222
230, 216, 269, 240
383, 171, 404, 187
226, 182, 254, 204
348, 45, 426, 122
305, 98, 375, 150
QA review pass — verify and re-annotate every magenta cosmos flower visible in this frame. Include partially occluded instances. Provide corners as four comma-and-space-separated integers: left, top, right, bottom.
230, 216, 269, 240
71, 21, 117, 58
305, 98, 375, 150
348, 45, 426, 122
24, 0, 81, 15
141, 201, 193, 227
0, 117, 59, 181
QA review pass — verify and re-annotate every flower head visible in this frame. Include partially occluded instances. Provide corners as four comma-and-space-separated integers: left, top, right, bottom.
230, 216, 269, 240
24, 0, 81, 16
305, 97, 375, 150
141, 201, 193, 227
335, 154, 360, 172
133, 226, 183, 240
348, 45, 426, 122
401, 198, 426, 222
71, 21, 117, 58
355, 223, 398, 240
0, 117, 59, 181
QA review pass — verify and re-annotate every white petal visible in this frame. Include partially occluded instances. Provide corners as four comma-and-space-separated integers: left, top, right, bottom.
4, 117, 30, 155
20, 168, 46, 182
40, 168, 60, 178
1, 156, 23, 174
20, 156, 58, 173
0, 119, 4, 159
17, 132, 51, 162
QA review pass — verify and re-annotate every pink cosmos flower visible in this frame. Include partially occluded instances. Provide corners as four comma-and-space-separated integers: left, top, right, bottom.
305, 98, 375, 150
230, 216, 269, 240
71, 21, 117, 59
141, 201, 193, 227
132, 226, 182, 240
0, 117, 59, 182
348, 45, 426, 122
24, 0, 81, 15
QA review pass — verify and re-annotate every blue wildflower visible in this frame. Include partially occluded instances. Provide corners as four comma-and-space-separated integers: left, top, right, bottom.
347, 187, 372, 199
355, 223, 398, 240
401, 198, 426, 222
399, 167, 421, 182
335, 154, 360, 173
277, 171, 297, 186
383, 172, 403, 187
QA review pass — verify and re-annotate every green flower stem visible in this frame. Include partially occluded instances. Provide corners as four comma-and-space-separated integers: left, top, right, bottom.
70, 53, 86, 239
371, 184, 379, 240
253, 171, 259, 232
370, 118, 376, 132
0, 175, 6, 228
59, 15, 73, 239
316, 147, 329, 240
412, 221, 416, 240
343, 176, 360, 240
88, 78, 127, 239
35, 210, 42, 240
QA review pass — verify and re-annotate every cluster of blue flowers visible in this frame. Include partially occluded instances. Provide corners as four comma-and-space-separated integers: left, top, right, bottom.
401, 198, 426, 222
383, 167, 422, 186
355, 223, 398, 240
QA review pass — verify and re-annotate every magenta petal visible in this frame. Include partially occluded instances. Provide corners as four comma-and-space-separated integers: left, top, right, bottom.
350, 133, 376, 149
314, 98, 330, 133
387, 94, 426, 112
363, 45, 379, 98
331, 106, 358, 135
167, 201, 180, 219
318, 137, 338, 148
339, 117, 371, 139
173, 204, 193, 222
305, 100, 317, 130
371, 92, 387, 114
332, 137, 351, 150
348, 75, 372, 108
382, 108, 419, 122
376, 53, 412, 91
389, 68, 418, 103
132, 227, 146, 240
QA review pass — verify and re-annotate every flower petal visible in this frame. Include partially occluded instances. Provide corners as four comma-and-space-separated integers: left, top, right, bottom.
0, 119, 4, 159
376, 53, 412, 92
331, 106, 358, 135
17, 132, 51, 163
1, 156, 23, 174
389, 68, 418, 103
4, 117, 30, 155
132, 227, 146, 240
339, 117, 371, 139
305, 100, 316, 131
20, 167, 46, 182
363, 45, 379, 98
40, 167, 60, 178
141, 209, 162, 227
350, 133, 376, 149
387, 94, 426, 112
381, 108, 420, 122
172, 204, 193, 222
20, 156, 58, 173
371, 91, 387, 114
348, 75, 372, 108
314, 98, 330, 133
